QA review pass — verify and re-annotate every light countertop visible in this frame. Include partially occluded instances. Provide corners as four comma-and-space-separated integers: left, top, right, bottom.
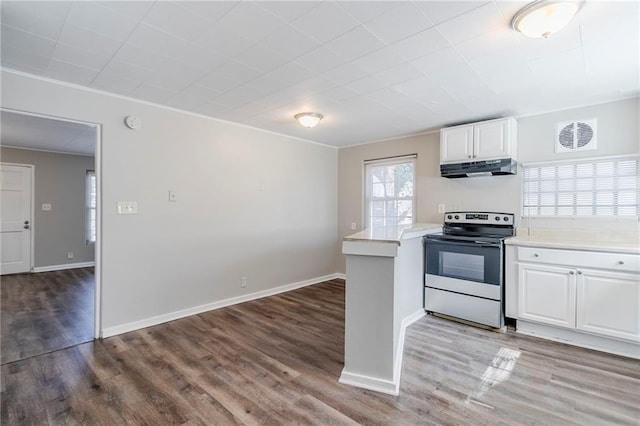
344, 222, 442, 245
506, 228, 640, 254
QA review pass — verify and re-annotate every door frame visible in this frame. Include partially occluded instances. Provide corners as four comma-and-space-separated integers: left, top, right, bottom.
0, 162, 35, 274
0, 107, 102, 339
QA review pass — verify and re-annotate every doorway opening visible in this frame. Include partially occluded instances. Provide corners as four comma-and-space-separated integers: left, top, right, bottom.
0, 109, 101, 364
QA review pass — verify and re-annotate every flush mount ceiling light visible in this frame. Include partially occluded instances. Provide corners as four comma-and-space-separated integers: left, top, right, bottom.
512, 0, 582, 38
294, 112, 323, 128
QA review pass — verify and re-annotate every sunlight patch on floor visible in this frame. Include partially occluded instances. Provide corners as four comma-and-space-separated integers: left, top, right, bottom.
466, 347, 521, 408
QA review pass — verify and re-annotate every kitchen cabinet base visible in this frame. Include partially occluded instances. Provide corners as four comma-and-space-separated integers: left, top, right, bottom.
516, 319, 640, 359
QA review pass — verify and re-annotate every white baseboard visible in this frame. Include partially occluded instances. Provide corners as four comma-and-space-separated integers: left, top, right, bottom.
517, 320, 640, 359
102, 272, 344, 338
339, 308, 426, 396
32, 261, 95, 273
334, 273, 346, 280
339, 370, 399, 395
393, 308, 426, 387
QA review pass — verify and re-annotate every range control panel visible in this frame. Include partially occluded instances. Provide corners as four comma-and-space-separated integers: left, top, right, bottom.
444, 211, 515, 226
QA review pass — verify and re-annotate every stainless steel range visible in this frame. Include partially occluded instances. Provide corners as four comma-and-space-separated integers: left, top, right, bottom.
424, 212, 515, 328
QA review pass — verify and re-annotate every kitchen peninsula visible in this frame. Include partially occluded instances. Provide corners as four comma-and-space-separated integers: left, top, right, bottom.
340, 223, 441, 395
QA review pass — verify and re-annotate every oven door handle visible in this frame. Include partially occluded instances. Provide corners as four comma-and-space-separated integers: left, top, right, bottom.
424, 238, 501, 248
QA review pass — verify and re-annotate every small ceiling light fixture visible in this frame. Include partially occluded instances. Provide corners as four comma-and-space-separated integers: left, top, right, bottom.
295, 112, 323, 128
511, 0, 583, 39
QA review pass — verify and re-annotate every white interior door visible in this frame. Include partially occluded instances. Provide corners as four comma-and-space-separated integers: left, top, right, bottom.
1, 163, 33, 275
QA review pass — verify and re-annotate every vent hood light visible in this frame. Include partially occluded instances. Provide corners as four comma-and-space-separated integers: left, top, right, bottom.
295, 112, 323, 128
512, 0, 582, 39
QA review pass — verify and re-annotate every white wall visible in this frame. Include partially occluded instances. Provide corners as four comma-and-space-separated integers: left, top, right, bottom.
518, 98, 639, 162
0, 70, 338, 333
338, 98, 639, 272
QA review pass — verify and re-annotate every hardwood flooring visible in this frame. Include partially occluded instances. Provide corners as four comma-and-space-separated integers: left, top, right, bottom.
2, 279, 639, 425
1, 268, 94, 364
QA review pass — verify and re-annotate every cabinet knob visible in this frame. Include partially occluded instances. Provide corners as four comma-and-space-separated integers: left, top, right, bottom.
468, 155, 472, 159
569, 271, 575, 275
577, 270, 582, 275
618, 260, 625, 265
533, 253, 539, 257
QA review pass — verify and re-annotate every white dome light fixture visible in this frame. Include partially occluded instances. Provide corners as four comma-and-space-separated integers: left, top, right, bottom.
512, 0, 582, 39
295, 112, 323, 128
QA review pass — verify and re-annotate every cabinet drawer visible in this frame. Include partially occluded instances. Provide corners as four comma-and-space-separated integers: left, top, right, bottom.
517, 246, 639, 273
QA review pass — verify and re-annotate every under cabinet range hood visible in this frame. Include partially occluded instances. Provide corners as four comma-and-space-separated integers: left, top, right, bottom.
440, 158, 517, 178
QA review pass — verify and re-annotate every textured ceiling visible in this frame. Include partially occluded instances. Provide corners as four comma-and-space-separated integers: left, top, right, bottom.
0, 1, 638, 148
0, 110, 96, 155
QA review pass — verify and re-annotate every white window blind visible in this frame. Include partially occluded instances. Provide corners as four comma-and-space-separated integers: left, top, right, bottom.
365, 155, 416, 227
522, 156, 638, 217
86, 170, 96, 243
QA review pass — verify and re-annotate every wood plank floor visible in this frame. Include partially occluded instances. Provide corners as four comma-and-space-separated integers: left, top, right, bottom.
1, 268, 94, 364
2, 279, 639, 425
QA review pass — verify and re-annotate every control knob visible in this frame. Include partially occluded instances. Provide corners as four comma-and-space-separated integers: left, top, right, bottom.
447, 215, 452, 220
495, 216, 500, 221
503, 216, 509, 221
454, 215, 459, 219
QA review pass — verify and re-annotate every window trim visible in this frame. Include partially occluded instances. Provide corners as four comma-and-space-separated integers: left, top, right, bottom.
521, 154, 639, 220
363, 154, 417, 228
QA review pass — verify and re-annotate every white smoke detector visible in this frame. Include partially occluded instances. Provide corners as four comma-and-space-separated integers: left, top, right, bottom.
124, 115, 142, 130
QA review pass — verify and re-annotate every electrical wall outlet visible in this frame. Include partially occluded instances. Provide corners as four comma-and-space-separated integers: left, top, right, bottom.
351, 222, 357, 230
117, 201, 138, 214
437, 204, 445, 213
67, 252, 74, 259
168, 190, 177, 202
241, 277, 247, 288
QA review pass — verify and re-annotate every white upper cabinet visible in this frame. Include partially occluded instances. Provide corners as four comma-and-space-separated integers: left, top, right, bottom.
474, 119, 515, 160
440, 125, 473, 163
440, 117, 517, 164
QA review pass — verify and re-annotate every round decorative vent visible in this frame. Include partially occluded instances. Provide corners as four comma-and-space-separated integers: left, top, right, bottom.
555, 119, 597, 153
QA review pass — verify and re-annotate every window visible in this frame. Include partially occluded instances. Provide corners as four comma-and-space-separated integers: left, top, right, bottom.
522, 155, 638, 217
86, 170, 96, 243
365, 155, 416, 227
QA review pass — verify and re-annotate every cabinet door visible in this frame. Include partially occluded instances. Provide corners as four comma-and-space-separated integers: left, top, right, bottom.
576, 269, 640, 342
518, 263, 576, 328
440, 125, 473, 163
473, 119, 512, 160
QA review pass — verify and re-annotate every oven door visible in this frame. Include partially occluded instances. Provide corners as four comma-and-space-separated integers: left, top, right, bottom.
424, 238, 503, 300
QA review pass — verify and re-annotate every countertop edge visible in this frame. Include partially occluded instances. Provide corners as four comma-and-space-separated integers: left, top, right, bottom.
343, 223, 442, 244
342, 238, 401, 245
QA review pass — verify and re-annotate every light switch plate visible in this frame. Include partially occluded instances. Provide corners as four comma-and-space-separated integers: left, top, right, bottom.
169, 190, 177, 202
42, 203, 52, 211
117, 201, 138, 214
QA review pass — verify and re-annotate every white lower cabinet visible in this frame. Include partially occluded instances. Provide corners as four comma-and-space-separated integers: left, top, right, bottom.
518, 263, 576, 328
508, 246, 640, 353
576, 269, 640, 342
